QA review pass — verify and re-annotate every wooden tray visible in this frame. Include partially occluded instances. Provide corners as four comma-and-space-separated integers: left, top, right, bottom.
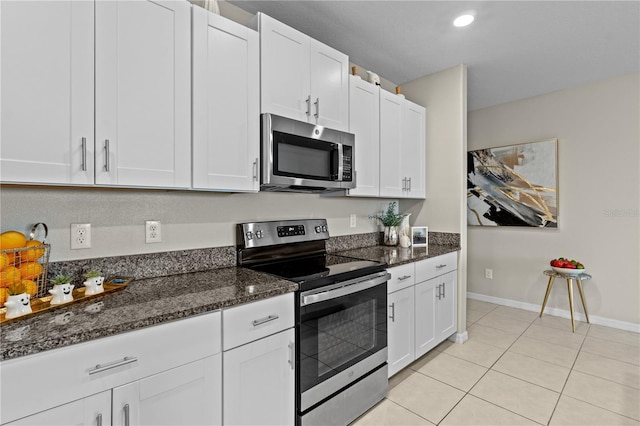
0, 276, 133, 324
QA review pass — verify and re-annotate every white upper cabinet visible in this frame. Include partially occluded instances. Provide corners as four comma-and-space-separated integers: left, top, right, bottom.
95, 0, 191, 188
257, 13, 349, 131
379, 89, 404, 198
0, 1, 94, 185
192, 7, 260, 192
347, 76, 380, 197
379, 89, 426, 199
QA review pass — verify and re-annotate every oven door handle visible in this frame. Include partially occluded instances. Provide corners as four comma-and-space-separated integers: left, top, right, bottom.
301, 272, 390, 306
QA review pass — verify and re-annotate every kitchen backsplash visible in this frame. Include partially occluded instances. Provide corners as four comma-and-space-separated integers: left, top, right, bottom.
48, 231, 459, 282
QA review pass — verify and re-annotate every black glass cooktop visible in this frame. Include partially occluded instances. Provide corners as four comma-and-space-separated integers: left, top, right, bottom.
250, 254, 386, 291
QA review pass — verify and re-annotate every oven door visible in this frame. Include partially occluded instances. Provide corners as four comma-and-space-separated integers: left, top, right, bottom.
297, 271, 389, 412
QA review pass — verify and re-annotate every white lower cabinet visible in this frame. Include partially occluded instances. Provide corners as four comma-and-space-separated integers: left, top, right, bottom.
0, 312, 222, 426
5, 391, 111, 426
112, 355, 221, 426
222, 293, 295, 426
386, 252, 458, 377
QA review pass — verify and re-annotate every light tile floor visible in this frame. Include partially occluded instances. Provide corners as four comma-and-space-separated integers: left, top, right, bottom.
353, 299, 640, 426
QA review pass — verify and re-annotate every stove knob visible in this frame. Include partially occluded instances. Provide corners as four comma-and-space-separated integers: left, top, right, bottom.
315, 226, 321, 233
246, 231, 254, 240
256, 230, 263, 239
321, 225, 327, 232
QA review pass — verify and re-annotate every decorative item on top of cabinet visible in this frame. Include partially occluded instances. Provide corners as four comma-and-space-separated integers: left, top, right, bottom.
366, 70, 381, 86
255, 13, 349, 132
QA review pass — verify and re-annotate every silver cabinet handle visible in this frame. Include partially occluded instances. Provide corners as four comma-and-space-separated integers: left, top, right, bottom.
88, 356, 138, 375
252, 157, 258, 181
436, 264, 447, 269
252, 314, 279, 327
81, 137, 87, 171
288, 341, 295, 370
408, 177, 412, 191
442, 283, 446, 299
389, 302, 395, 322
398, 275, 412, 281
402, 177, 406, 191
305, 95, 311, 117
123, 404, 130, 426
104, 139, 110, 172
96, 413, 102, 426
314, 98, 320, 118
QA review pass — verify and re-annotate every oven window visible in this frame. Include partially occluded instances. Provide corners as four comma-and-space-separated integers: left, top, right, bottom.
298, 284, 387, 394
273, 131, 336, 180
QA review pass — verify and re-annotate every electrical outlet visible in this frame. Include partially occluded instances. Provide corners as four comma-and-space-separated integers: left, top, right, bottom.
145, 221, 161, 243
485, 268, 493, 279
350, 214, 357, 228
71, 223, 92, 249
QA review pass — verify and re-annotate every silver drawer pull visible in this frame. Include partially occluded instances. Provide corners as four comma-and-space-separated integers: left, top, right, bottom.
397, 275, 412, 281
288, 341, 295, 370
436, 264, 447, 269
88, 356, 138, 375
252, 314, 279, 327
81, 137, 87, 171
104, 139, 110, 172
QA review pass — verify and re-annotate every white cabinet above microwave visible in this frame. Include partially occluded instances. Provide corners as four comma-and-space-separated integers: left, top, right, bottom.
253, 13, 350, 132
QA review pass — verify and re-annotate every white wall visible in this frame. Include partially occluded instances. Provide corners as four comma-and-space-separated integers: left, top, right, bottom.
402, 65, 468, 334
467, 73, 640, 327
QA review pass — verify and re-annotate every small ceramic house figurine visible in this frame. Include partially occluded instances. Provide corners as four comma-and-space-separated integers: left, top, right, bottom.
5, 282, 32, 319
49, 275, 74, 305
83, 270, 105, 296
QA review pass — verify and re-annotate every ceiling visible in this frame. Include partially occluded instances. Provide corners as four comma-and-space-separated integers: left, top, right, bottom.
228, 1, 640, 110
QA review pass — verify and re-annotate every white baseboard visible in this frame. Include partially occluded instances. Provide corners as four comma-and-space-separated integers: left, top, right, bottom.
467, 292, 640, 333
449, 331, 468, 344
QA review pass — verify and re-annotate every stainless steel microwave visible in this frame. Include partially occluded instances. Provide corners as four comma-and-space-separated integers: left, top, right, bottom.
261, 113, 355, 193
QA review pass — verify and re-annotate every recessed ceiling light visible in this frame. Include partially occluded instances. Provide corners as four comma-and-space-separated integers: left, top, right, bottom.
453, 14, 475, 27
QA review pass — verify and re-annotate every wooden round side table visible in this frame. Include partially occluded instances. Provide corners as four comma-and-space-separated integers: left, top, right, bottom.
540, 270, 592, 332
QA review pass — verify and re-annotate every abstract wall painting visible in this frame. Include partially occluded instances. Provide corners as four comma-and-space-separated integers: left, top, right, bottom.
467, 139, 558, 227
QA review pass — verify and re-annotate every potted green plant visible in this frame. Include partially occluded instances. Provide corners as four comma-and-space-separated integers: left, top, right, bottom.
369, 202, 407, 246
48, 275, 74, 305
83, 270, 105, 295
4, 281, 32, 319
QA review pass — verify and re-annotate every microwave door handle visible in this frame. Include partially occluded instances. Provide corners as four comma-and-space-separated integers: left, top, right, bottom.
336, 143, 344, 181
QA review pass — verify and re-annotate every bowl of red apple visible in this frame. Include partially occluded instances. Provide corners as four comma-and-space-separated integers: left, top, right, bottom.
550, 258, 587, 275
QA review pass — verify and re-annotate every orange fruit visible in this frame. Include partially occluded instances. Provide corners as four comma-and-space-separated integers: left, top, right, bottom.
21, 279, 38, 297
0, 288, 8, 307
0, 266, 21, 288
0, 253, 9, 271
0, 231, 27, 250
18, 240, 45, 263
18, 262, 43, 280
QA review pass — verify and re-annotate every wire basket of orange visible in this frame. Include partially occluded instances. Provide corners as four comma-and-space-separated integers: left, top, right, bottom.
0, 223, 51, 307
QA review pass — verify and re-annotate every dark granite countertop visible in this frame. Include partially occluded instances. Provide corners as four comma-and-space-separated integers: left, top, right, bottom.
0, 267, 297, 361
337, 244, 461, 267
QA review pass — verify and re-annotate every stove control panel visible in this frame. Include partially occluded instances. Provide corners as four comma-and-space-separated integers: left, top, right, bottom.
237, 219, 329, 249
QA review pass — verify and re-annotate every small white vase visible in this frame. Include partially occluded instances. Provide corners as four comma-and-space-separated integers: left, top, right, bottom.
84, 276, 105, 296
49, 283, 74, 305
5, 293, 32, 319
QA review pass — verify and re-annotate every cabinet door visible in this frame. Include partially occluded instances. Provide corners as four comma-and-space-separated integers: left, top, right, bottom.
309, 39, 349, 131
5, 391, 111, 426
192, 7, 259, 192
401, 100, 426, 199
223, 328, 295, 426
414, 278, 437, 358
379, 89, 404, 198
112, 355, 222, 426
259, 14, 310, 122
0, 0, 94, 185
347, 76, 380, 197
95, 0, 191, 188
436, 271, 457, 342
387, 286, 415, 378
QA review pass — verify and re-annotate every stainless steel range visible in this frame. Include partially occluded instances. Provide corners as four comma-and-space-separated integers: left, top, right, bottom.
237, 219, 389, 426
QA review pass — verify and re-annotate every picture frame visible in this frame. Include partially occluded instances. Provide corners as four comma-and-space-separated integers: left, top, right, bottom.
467, 138, 558, 227
411, 226, 428, 247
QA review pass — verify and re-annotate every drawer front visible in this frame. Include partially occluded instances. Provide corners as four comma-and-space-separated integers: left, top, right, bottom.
415, 252, 458, 282
387, 263, 415, 293
1, 311, 221, 424
222, 293, 294, 351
